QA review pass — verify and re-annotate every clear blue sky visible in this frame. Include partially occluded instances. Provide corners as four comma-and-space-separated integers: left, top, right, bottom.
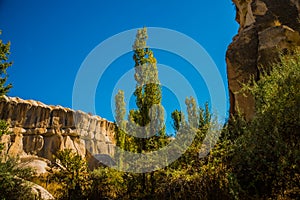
0, 1, 238, 133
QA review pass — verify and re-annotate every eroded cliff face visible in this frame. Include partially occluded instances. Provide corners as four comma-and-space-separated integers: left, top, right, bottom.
0, 96, 115, 168
227, 0, 300, 119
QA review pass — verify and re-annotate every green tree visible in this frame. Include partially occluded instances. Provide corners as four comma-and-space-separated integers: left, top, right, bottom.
170, 98, 217, 171
130, 27, 166, 153
199, 102, 211, 130
0, 31, 12, 96
114, 90, 127, 167
171, 109, 185, 133
113, 27, 167, 197
185, 96, 199, 129
230, 51, 300, 198
0, 30, 12, 153
52, 149, 91, 200
131, 28, 167, 196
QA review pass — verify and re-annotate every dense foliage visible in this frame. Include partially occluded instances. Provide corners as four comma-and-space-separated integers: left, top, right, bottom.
51, 149, 91, 200
229, 52, 300, 199
0, 157, 35, 200
99, 42, 300, 199
0, 28, 299, 199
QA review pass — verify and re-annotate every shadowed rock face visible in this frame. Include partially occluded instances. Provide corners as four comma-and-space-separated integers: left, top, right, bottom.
227, 0, 300, 120
0, 96, 115, 167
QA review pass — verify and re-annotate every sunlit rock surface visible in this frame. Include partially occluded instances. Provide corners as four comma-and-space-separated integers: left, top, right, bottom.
227, 0, 300, 120
0, 96, 115, 169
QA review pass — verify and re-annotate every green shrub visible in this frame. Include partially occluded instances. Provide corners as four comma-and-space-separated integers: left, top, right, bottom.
231, 52, 300, 198
51, 149, 91, 200
90, 167, 126, 199
0, 157, 35, 200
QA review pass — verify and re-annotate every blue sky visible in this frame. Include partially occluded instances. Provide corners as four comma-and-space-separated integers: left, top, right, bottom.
0, 1, 238, 133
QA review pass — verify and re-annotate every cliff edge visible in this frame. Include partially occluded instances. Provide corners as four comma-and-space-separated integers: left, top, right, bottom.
227, 0, 300, 119
0, 96, 115, 169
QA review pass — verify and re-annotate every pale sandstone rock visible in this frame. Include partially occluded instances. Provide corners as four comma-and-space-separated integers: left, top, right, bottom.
63, 136, 76, 150
73, 138, 86, 157
8, 134, 25, 156
253, 0, 268, 16
20, 156, 50, 175
30, 182, 55, 200
23, 135, 44, 154
0, 96, 115, 168
0, 134, 10, 157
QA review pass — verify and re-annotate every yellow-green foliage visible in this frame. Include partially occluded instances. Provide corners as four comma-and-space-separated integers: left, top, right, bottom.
0, 157, 35, 200
31, 175, 63, 199
51, 149, 91, 200
90, 167, 126, 199
6, 35, 298, 200
231, 52, 300, 198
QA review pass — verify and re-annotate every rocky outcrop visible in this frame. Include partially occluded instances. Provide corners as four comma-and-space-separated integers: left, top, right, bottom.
227, 0, 300, 120
0, 96, 115, 168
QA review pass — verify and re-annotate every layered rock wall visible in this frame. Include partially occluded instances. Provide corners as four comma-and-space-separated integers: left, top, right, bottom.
227, 0, 300, 119
0, 96, 115, 163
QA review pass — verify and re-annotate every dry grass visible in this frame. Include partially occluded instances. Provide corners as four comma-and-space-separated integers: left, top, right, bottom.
31, 175, 64, 199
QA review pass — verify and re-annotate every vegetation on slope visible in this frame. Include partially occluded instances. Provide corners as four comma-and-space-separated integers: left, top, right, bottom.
0, 28, 299, 200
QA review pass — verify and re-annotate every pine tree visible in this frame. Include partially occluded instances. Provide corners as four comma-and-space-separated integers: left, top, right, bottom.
0, 31, 12, 96
0, 30, 12, 154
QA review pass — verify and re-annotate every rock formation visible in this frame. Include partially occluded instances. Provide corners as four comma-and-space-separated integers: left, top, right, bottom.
30, 182, 55, 200
227, 0, 300, 120
0, 96, 115, 169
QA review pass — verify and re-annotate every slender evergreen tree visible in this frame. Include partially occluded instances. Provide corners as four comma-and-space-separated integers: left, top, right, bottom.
0, 31, 12, 96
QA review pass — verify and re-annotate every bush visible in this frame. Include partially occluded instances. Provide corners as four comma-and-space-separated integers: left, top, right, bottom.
0, 157, 35, 200
154, 163, 240, 200
230, 52, 300, 198
0, 120, 36, 200
51, 149, 91, 200
90, 167, 126, 199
